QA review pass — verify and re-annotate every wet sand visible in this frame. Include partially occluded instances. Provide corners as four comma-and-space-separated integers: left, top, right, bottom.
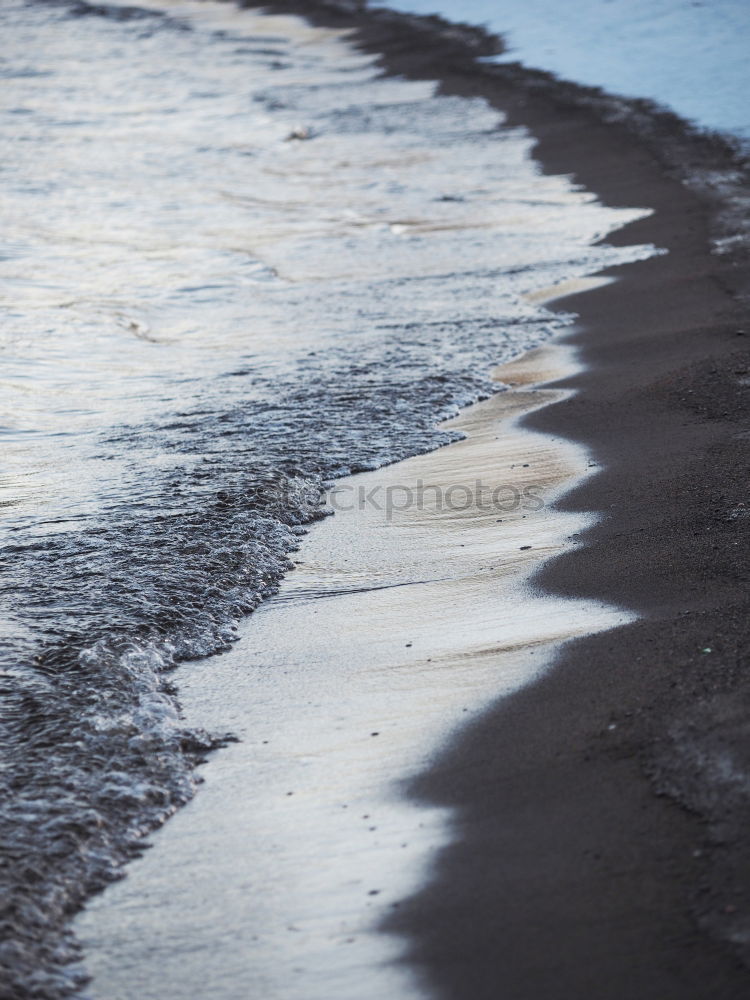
240, 2, 750, 997
76, 330, 632, 997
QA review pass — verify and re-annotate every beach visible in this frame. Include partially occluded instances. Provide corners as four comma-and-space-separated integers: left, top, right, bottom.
76, 335, 631, 997
285, 3, 750, 994
1, 1, 748, 997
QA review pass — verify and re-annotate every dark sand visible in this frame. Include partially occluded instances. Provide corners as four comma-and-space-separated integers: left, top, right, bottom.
251, 2, 750, 996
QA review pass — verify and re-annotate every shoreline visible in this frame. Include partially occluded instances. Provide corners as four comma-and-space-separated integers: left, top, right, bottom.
250, 0, 750, 993
1, 5, 667, 994
76, 335, 625, 997
6, 0, 744, 994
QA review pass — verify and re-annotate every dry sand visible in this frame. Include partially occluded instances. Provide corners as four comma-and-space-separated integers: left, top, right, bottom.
72, 3, 750, 997
246, 3, 750, 998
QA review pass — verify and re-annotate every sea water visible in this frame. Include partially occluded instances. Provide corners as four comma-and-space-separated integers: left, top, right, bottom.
380, 0, 750, 140
1, 1, 657, 994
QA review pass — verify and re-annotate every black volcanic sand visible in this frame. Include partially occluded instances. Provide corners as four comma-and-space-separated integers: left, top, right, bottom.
252, 3, 750, 996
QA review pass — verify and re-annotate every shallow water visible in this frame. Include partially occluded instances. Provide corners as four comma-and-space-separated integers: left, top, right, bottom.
1, 0, 656, 994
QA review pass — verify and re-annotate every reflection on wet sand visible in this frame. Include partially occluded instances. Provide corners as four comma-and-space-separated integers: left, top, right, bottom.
77, 338, 632, 999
